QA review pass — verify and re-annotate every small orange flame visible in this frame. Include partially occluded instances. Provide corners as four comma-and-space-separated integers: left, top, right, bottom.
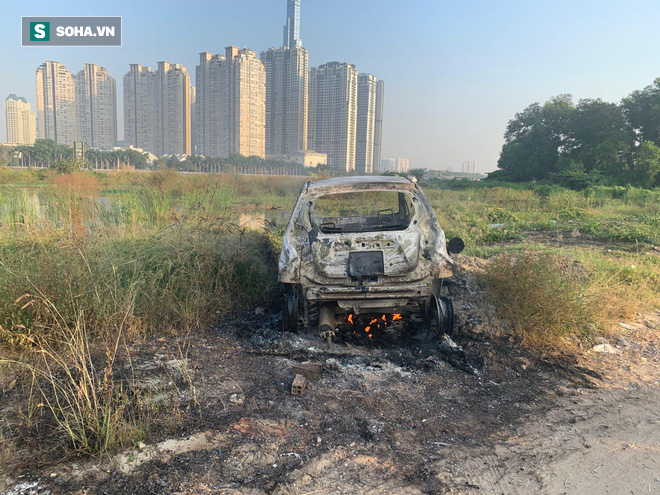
392, 314, 403, 321
347, 314, 354, 324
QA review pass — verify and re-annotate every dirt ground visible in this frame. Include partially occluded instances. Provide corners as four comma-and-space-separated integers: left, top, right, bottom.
1, 256, 659, 495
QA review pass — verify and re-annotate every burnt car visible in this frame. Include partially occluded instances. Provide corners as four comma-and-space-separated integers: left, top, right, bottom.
278, 176, 464, 339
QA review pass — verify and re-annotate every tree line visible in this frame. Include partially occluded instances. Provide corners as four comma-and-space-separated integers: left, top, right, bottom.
2, 139, 313, 176
492, 78, 660, 188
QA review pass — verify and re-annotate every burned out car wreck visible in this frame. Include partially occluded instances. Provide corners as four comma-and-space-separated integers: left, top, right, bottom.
279, 176, 464, 340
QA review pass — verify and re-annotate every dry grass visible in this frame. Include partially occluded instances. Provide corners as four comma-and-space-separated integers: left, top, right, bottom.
52, 172, 102, 199
484, 249, 660, 350
1, 293, 150, 456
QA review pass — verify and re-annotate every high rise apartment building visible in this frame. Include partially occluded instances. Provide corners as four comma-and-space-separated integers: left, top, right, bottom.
308, 62, 358, 172
74, 64, 117, 149
373, 80, 385, 173
261, 46, 308, 157
123, 62, 191, 156
36, 61, 77, 145
260, 0, 307, 158
381, 157, 409, 173
123, 64, 158, 153
190, 86, 197, 155
156, 61, 192, 155
195, 47, 265, 158
355, 73, 377, 174
461, 160, 477, 174
5, 94, 36, 145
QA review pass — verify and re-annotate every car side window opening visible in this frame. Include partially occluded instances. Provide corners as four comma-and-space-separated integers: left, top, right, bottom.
310, 191, 415, 233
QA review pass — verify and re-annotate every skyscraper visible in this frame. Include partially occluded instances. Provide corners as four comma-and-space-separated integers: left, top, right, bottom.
190, 86, 197, 155
36, 61, 77, 145
283, 0, 301, 48
373, 80, 385, 173
74, 64, 117, 150
5, 94, 36, 145
195, 47, 266, 158
308, 62, 358, 172
261, 0, 308, 158
261, 45, 308, 157
123, 62, 191, 156
355, 73, 377, 174
123, 64, 158, 153
195, 52, 227, 157
156, 61, 192, 156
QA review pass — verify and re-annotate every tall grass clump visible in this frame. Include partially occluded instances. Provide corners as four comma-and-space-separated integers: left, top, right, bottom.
0, 223, 279, 350
483, 252, 594, 349
484, 250, 660, 350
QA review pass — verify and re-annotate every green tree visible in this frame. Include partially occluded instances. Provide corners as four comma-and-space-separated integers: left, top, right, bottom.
622, 78, 660, 147
623, 141, 660, 188
498, 95, 575, 181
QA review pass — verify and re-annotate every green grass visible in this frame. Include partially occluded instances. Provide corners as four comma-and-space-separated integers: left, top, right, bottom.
422, 183, 660, 249
0, 168, 658, 456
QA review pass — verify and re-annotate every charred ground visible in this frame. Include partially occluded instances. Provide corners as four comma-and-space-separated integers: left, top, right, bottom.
2, 256, 658, 494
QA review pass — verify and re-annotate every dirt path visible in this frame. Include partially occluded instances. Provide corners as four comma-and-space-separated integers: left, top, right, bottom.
1, 258, 658, 495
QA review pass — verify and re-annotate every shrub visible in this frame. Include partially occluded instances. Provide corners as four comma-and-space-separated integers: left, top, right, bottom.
483, 252, 592, 348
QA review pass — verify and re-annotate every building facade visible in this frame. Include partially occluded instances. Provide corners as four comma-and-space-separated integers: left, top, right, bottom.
5, 94, 36, 145
355, 73, 377, 174
74, 64, 117, 150
308, 62, 358, 172
283, 0, 302, 48
373, 80, 385, 173
261, 46, 308, 157
195, 47, 266, 158
123, 64, 158, 154
123, 62, 191, 156
156, 62, 192, 156
35, 61, 77, 145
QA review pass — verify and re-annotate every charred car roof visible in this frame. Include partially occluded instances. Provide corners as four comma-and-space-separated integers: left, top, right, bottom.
304, 176, 417, 194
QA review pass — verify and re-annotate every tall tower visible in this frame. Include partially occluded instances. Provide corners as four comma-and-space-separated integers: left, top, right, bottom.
261, 46, 308, 157
308, 62, 358, 172
74, 64, 117, 150
355, 73, 377, 174
194, 48, 266, 158
373, 80, 385, 173
123, 64, 158, 153
156, 61, 192, 156
35, 61, 77, 145
5, 94, 36, 145
283, 0, 302, 48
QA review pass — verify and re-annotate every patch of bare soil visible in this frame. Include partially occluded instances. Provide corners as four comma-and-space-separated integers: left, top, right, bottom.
1, 257, 658, 495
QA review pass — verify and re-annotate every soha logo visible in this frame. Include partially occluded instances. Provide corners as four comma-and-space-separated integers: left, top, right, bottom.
23, 17, 121, 46
29, 22, 50, 41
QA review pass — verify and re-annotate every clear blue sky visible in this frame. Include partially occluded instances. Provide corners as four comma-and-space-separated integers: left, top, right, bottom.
2, 0, 659, 172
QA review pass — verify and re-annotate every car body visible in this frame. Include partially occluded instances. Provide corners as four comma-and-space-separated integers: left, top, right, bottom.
278, 176, 462, 336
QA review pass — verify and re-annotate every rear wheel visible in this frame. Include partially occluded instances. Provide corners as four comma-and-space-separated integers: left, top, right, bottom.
429, 294, 455, 337
282, 291, 299, 332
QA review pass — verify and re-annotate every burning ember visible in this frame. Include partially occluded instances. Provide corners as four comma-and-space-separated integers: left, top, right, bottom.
337, 313, 405, 344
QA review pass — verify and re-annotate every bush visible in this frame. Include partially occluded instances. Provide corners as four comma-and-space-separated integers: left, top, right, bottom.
483, 252, 592, 348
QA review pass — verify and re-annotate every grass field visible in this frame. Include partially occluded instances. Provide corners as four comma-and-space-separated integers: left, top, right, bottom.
0, 168, 658, 455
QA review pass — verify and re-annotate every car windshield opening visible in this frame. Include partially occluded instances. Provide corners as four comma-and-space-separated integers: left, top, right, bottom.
311, 190, 413, 233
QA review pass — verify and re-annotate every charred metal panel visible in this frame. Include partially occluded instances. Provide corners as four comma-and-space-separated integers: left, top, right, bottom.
278, 176, 458, 306
348, 251, 384, 277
